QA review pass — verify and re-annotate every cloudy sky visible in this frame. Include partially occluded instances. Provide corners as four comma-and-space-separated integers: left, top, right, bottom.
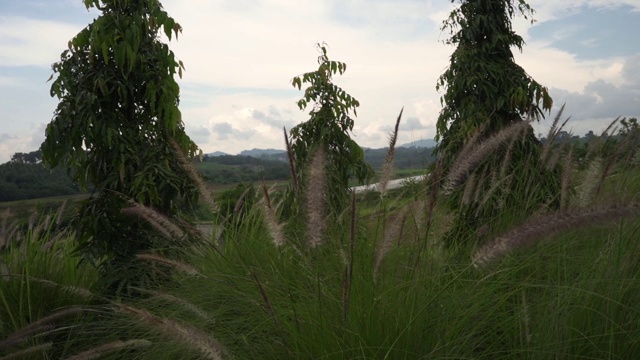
0, 0, 638, 162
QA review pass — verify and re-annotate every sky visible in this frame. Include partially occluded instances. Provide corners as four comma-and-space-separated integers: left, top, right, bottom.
0, 0, 638, 162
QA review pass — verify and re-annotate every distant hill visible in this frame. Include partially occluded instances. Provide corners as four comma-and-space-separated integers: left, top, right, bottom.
364, 147, 436, 170
206, 151, 230, 157
240, 148, 286, 157
209, 141, 437, 160
398, 139, 437, 148
196, 153, 290, 184
0, 161, 80, 202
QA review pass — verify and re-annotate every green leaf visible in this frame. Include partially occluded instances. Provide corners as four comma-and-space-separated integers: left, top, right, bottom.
101, 42, 109, 63
173, 23, 182, 39
164, 17, 175, 40
115, 42, 126, 69
127, 44, 135, 73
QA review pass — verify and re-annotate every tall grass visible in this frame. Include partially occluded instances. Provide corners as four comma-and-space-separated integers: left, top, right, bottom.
0, 210, 97, 359
1, 116, 640, 359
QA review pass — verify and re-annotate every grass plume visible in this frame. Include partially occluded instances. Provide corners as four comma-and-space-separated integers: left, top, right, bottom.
117, 304, 225, 360
473, 202, 640, 267
65, 339, 152, 360
451, 123, 488, 171
122, 201, 187, 241
260, 184, 286, 247
136, 253, 202, 277
601, 117, 620, 138
54, 200, 67, 226
374, 205, 409, 280
169, 138, 217, 213
446, 120, 531, 193
379, 108, 403, 196
576, 157, 603, 207
0, 306, 86, 351
306, 147, 327, 248
0, 342, 52, 360
541, 104, 570, 162
461, 173, 477, 205
284, 126, 299, 194
131, 287, 214, 323
1, 275, 93, 300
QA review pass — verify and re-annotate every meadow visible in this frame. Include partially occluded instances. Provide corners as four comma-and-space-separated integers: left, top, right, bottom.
1, 115, 640, 359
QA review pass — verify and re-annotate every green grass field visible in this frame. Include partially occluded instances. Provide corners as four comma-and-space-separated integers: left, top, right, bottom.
2, 132, 640, 359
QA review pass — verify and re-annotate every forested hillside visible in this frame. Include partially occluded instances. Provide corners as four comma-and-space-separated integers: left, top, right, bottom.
0, 150, 79, 201
364, 146, 436, 170
0, 146, 439, 202
196, 154, 290, 184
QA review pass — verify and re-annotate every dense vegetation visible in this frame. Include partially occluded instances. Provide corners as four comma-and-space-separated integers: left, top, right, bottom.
286, 44, 375, 221
0, 147, 437, 202
1, 0, 639, 358
2, 116, 639, 359
0, 162, 79, 202
435, 0, 559, 248
40, 0, 207, 291
195, 154, 290, 184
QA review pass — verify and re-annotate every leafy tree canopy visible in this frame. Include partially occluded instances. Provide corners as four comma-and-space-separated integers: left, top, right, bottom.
41, 0, 200, 291
435, 0, 553, 162
434, 0, 558, 247
289, 44, 374, 210
10, 150, 43, 164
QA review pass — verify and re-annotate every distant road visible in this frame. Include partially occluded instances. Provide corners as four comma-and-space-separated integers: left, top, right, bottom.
351, 175, 427, 194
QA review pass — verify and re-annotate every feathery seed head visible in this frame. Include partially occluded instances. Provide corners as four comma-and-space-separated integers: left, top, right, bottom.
380, 108, 403, 196
306, 147, 327, 248
117, 304, 225, 360
473, 203, 640, 268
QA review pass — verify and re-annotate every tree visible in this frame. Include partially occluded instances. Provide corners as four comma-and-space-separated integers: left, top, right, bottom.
618, 117, 638, 138
436, 0, 552, 159
42, 0, 199, 291
615, 117, 640, 167
289, 44, 374, 212
10, 150, 42, 164
434, 0, 558, 247
0, 161, 79, 201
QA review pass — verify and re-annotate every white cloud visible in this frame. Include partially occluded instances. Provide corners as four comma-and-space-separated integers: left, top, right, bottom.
531, 54, 640, 136
513, 45, 629, 92
159, 0, 455, 154
0, 0, 638, 162
164, 0, 638, 154
521, 0, 640, 22
181, 91, 302, 153
0, 128, 44, 163
0, 76, 19, 87
0, 16, 86, 67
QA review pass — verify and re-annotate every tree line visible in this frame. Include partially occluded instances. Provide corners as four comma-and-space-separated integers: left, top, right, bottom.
0, 150, 79, 202
0, 145, 441, 202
